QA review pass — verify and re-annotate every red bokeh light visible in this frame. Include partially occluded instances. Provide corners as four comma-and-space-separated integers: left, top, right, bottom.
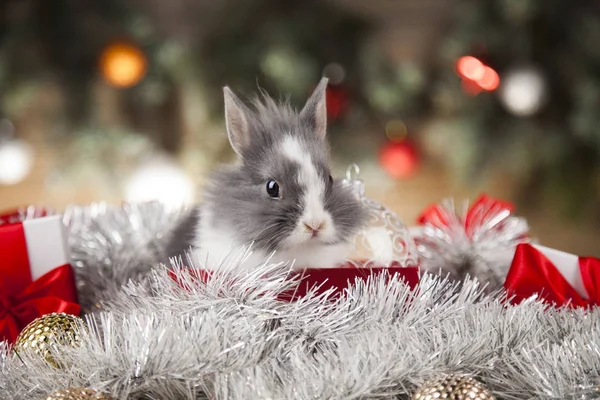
456, 56, 500, 94
325, 84, 349, 121
478, 66, 500, 91
379, 141, 419, 179
456, 56, 485, 81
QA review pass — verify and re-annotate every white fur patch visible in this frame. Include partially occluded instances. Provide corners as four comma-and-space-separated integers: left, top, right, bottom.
195, 203, 352, 271
280, 136, 336, 246
195, 206, 241, 267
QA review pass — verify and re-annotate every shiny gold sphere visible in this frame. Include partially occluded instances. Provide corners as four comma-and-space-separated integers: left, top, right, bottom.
46, 387, 113, 400
413, 374, 496, 400
13, 312, 84, 367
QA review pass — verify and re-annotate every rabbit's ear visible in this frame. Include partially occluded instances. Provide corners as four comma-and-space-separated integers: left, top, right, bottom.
223, 87, 250, 156
300, 77, 328, 140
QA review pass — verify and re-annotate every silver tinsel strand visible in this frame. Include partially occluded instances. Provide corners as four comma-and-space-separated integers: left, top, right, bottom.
1, 203, 599, 399
63, 201, 185, 312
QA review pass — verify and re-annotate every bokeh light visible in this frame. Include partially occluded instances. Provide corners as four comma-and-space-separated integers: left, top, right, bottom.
0, 139, 34, 185
456, 56, 485, 81
385, 119, 408, 142
100, 42, 147, 88
499, 67, 547, 116
125, 156, 194, 209
478, 66, 500, 91
379, 140, 419, 179
322, 63, 346, 85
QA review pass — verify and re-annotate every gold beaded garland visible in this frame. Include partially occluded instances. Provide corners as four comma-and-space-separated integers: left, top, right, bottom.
46, 387, 113, 400
13, 312, 84, 366
412, 374, 496, 400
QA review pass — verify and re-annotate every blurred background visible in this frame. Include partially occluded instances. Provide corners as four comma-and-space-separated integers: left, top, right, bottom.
0, 0, 599, 255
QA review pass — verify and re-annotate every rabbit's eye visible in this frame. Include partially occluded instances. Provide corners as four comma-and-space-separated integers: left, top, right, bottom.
266, 179, 280, 198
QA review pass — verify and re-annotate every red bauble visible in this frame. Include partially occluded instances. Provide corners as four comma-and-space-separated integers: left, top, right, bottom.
379, 140, 419, 179
325, 84, 349, 121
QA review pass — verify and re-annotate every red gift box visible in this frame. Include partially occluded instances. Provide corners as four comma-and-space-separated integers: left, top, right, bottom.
284, 262, 420, 300
171, 261, 420, 302
0, 214, 80, 343
0, 206, 49, 226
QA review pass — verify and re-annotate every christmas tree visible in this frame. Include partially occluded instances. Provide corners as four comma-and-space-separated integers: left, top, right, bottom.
418, 0, 600, 218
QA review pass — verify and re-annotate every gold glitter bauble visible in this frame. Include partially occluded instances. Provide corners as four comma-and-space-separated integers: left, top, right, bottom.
13, 312, 84, 366
46, 387, 113, 400
412, 374, 496, 400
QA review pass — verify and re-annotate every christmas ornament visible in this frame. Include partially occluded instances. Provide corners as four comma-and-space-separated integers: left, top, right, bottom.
379, 140, 419, 179
325, 83, 349, 121
414, 194, 529, 290
46, 387, 113, 400
413, 374, 496, 400
342, 164, 419, 268
498, 66, 547, 116
13, 312, 84, 366
99, 42, 147, 88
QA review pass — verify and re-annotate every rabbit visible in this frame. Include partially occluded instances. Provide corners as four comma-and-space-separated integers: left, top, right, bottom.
166, 77, 368, 269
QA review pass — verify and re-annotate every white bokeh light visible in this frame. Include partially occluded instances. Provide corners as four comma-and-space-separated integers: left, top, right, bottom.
499, 67, 547, 117
0, 139, 34, 185
125, 155, 194, 209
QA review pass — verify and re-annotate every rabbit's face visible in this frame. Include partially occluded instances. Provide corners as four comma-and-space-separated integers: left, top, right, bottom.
201, 78, 367, 254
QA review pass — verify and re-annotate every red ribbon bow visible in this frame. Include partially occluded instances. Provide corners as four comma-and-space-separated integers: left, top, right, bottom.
417, 193, 515, 238
504, 243, 600, 308
0, 217, 80, 343
0, 265, 80, 343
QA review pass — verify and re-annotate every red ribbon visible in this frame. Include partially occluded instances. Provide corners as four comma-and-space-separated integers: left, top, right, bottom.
0, 217, 80, 343
0, 264, 80, 343
417, 193, 515, 239
504, 243, 600, 308
170, 262, 420, 302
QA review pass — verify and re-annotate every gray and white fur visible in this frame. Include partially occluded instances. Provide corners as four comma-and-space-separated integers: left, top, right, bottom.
167, 78, 367, 269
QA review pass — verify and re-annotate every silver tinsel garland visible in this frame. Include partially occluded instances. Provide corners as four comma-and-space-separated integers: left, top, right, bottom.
64, 202, 186, 312
1, 203, 599, 399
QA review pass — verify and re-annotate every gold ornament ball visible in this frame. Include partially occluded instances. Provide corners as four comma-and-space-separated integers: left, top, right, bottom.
413, 374, 496, 400
100, 42, 147, 88
13, 312, 84, 366
47, 387, 113, 400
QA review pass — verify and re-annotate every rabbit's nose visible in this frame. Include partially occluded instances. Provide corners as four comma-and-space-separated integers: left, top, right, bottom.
303, 221, 324, 237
